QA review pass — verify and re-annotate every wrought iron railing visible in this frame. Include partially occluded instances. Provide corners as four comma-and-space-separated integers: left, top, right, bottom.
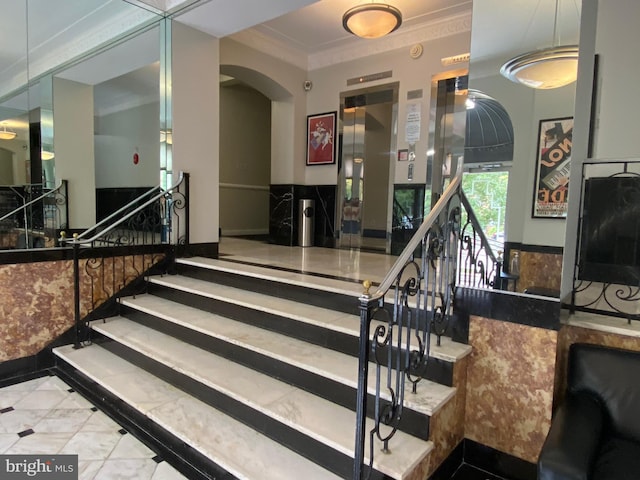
353, 166, 462, 479
458, 189, 500, 288
0, 181, 68, 249
65, 172, 189, 348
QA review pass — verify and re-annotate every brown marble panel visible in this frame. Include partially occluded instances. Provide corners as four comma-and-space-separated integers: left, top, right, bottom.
1, 254, 163, 363
555, 324, 640, 406
426, 355, 468, 477
465, 316, 557, 463
509, 250, 562, 294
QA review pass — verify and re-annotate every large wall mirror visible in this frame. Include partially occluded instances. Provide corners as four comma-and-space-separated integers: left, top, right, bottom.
0, 0, 166, 249
467, 0, 581, 298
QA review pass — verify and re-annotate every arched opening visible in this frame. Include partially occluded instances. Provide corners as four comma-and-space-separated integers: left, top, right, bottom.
219, 65, 293, 240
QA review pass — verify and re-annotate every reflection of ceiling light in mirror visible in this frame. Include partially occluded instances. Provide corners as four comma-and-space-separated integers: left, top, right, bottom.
160, 130, 172, 145
342, 3, 402, 39
500, 46, 579, 89
41, 150, 55, 161
0, 124, 17, 140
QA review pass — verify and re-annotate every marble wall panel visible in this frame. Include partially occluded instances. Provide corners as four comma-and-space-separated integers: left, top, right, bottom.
426, 356, 468, 477
269, 185, 294, 246
508, 250, 562, 294
465, 316, 557, 464
1, 254, 162, 363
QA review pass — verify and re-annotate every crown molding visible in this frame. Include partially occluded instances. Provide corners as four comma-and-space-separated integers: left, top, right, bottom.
228, 29, 309, 70
309, 11, 472, 70
230, 11, 471, 73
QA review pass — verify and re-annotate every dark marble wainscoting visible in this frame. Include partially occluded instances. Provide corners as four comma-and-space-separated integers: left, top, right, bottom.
269, 184, 336, 248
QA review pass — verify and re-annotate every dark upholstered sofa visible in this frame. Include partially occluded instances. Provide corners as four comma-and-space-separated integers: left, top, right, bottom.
538, 343, 640, 480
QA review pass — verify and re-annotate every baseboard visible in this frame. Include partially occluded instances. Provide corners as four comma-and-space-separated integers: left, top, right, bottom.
430, 439, 536, 480
221, 229, 269, 236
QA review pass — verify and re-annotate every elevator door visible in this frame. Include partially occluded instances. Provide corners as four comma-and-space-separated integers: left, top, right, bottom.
337, 85, 397, 251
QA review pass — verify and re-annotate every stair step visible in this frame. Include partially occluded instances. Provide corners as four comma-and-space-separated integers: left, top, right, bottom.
119, 294, 456, 418
53, 344, 342, 480
147, 273, 471, 365
89, 317, 434, 479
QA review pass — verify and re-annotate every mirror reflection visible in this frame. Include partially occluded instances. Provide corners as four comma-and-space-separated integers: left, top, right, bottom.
466, 0, 581, 297
0, 0, 163, 249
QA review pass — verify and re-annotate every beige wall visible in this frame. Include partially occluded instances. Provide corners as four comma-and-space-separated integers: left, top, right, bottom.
219, 83, 270, 235
0, 148, 14, 184
53, 77, 96, 229
171, 21, 220, 245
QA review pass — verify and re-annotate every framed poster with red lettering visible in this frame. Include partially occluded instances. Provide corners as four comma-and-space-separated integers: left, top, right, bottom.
532, 117, 573, 218
306, 112, 336, 165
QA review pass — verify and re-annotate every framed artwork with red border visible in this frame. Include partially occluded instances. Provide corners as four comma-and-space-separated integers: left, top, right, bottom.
306, 111, 336, 165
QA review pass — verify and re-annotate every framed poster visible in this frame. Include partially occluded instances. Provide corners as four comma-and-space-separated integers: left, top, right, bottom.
532, 117, 573, 218
306, 111, 336, 165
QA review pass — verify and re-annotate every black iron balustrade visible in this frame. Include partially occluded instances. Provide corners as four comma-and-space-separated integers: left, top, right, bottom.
0, 180, 68, 249
458, 189, 500, 289
353, 167, 462, 479
65, 172, 189, 348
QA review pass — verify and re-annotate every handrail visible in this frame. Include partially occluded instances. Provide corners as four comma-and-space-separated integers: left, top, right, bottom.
74, 184, 162, 240
70, 173, 184, 245
460, 189, 498, 264
366, 163, 463, 301
0, 180, 65, 224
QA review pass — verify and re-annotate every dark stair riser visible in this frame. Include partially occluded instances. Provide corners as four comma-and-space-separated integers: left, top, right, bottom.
118, 305, 431, 442
176, 263, 360, 315
145, 284, 454, 386
91, 333, 389, 480
53, 362, 232, 480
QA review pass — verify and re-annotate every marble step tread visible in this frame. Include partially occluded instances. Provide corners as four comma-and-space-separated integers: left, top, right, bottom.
91, 317, 434, 479
179, 256, 449, 314
120, 294, 456, 417
148, 273, 471, 364
178, 256, 365, 297
53, 344, 342, 480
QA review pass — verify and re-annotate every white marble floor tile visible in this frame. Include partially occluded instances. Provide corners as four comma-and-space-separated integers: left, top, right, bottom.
35, 375, 72, 391
59, 431, 122, 460
34, 408, 93, 433
151, 461, 184, 480
56, 392, 95, 410
0, 390, 28, 409
81, 411, 121, 433
78, 460, 104, 480
11, 389, 69, 410
0, 432, 19, 453
109, 433, 156, 459
0, 409, 49, 434
0, 376, 49, 392
93, 458, 157, 480
4, 432, 74, 454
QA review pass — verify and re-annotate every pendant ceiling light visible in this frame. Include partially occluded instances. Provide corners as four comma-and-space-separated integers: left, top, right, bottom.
343, 3, 402, 39
500, 0, 579, 89
0, 123, 17, 140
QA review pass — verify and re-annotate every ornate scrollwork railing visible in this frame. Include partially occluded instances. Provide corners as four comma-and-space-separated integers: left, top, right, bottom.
458, 189, 500, 288
353, 166, 462, 479
65, 172, 189, 348
0, 180, 68, 249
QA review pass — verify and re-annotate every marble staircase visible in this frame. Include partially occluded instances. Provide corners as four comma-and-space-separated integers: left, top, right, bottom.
53, 256, 471, 480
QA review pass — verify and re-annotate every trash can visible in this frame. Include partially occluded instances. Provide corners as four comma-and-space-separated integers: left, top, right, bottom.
298, 199, 315, 247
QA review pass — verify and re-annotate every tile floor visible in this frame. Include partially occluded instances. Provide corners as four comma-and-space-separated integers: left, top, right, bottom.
0, 374, 186, 480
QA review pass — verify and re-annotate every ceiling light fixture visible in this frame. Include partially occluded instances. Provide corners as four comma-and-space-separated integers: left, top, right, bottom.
500, 0, 579, 89
342, 3, 402, 39
0, 124, 17, 140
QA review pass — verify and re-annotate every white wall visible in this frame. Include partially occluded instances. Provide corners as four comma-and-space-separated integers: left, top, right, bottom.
94, 102, 160, 188
52, 77, 96, 228
171, 21, 220, 245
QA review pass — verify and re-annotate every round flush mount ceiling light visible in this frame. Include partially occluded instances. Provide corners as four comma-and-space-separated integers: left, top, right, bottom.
0, 123, 17, 140
342, 3, 402, 39
500, 45, 579, 89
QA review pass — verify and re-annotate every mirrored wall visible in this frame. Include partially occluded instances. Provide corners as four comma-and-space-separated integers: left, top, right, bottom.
0, 0, 168, 249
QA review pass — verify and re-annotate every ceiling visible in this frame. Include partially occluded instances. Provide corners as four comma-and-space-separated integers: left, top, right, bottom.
0, 0, 581, 137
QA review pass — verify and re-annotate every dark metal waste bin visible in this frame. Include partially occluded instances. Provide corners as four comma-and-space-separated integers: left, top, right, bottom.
298, 199, 315, 247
